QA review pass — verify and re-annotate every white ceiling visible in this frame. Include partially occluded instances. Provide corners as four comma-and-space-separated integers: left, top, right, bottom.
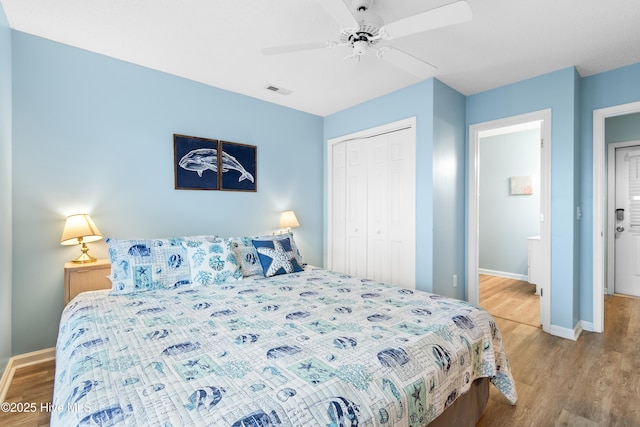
2, 0, 640, 116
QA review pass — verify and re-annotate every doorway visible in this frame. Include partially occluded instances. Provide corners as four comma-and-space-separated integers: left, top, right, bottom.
468, 109, 551, 333
608, 143, 640, 297
593, 101, 640, 333
478, 122, 541, 325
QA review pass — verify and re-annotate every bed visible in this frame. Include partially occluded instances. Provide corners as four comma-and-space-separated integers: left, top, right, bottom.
51, 234, 516, 426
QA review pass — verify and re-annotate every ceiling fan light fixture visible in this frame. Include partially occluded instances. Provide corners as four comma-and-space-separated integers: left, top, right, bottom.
352, 40, 369, 56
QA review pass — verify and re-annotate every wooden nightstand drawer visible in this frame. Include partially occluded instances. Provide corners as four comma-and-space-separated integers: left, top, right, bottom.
64, 259, 112, 305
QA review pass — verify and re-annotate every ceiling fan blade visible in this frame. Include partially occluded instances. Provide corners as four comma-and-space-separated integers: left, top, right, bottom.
261, 41, 331, 56
315, 0, 358, 29
384, 1, 472, 39
376, 47, 437, 79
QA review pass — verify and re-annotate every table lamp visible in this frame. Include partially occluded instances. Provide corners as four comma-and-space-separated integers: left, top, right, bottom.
278, 210, 300, 233
60, 213, 103, 263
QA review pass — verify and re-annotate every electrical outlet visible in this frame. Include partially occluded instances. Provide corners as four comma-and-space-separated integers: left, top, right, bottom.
453, 274, 457, 288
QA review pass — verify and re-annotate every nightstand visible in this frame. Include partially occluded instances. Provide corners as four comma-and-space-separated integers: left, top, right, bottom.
64, 259, 112, 305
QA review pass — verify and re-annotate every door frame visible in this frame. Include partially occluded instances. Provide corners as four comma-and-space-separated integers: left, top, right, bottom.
325, 116, 416, 271
607, 140, 640, 295
593, 101, 640, 333
468, 109, 551, 333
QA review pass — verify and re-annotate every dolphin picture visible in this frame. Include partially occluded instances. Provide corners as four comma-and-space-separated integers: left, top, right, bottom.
179, 148, 254, 182
220, 151, 254, 183
179, 148, 218, 177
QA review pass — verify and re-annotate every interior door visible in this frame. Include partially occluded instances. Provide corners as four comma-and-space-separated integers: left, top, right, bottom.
330, 142, 347, 274
346, 139, 368, 278
386, 128, 416, 289
614, 145, 640, 297
365, 128, 416, 289
367, 133, 389, 282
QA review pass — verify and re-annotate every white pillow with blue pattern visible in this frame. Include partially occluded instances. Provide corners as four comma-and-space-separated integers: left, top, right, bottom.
230, 237, 263, 277
231, 232, 305, 277
252, 237, 304, 277
107, 237, 192, 294
183, 236, 242, 285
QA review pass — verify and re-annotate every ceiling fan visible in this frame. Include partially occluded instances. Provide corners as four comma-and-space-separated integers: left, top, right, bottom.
260, 0, 472, 79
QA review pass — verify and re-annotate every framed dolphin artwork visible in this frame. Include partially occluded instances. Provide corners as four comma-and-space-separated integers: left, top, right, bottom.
219, 141, 257, 192
173, 134, 257, 192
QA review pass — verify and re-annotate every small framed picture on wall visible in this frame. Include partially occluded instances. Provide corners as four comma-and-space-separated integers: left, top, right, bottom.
510, 175, 533, 195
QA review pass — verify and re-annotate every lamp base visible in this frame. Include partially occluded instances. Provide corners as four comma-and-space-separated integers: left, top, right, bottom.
71, 243, 97, 263
273, 227, 292, 236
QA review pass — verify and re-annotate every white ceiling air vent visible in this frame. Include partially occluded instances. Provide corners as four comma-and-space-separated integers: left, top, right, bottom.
265, 84, 292, 95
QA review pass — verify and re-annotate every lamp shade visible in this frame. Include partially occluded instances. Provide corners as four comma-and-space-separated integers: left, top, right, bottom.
60, 214, 103, 245
278, 210, 300, 229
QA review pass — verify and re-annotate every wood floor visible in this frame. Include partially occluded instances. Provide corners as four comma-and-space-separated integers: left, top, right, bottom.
0, 359, 55, 426
476, 275, 640, 427
479, 274, 540, 327
1, 285, 639, 426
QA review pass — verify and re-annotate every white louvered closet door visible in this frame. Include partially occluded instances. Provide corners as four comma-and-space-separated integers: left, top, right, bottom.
329, 125, 415, 289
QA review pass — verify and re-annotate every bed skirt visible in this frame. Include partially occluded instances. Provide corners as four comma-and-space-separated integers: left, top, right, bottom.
429, 377, 490, 426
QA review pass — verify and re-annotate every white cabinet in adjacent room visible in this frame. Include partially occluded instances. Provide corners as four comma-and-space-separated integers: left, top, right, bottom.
328, 122, 416, 289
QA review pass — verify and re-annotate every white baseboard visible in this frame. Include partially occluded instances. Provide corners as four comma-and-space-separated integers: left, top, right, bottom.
0, 347, 55, 403
581, 320, 595, 332
549, 321, 583, 341
479, 268, 528, 282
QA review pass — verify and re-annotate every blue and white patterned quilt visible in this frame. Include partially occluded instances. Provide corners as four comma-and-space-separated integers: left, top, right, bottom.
52, 268, 516, 426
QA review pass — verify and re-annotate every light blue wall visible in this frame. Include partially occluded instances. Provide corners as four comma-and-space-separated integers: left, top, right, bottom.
11, 32, 324, 355
0, 4, 12, 373
467, 67, 580, 330
606, 113, 640, 143
573, 73, 581, 328
432, 80, 466, 299
580, 62, 640, 322
323, 79, 467, 298
479, 129, 540, 276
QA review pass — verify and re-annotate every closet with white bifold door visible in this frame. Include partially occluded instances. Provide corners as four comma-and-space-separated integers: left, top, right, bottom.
328, 118, 416, 289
